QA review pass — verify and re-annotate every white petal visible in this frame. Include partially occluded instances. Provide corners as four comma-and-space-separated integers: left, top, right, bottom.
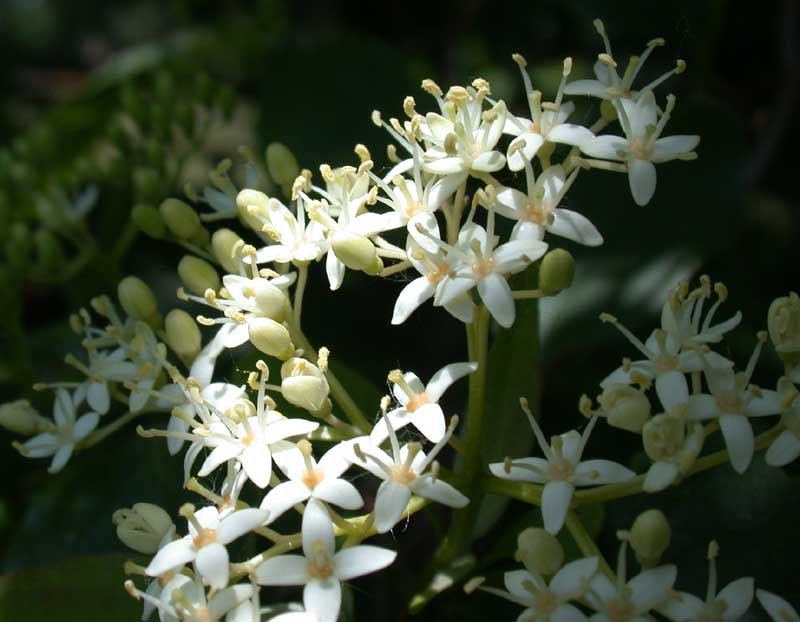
658, 590, 706, 621
73, 412, 100, 440
264, 418, 319, 443
756, 589, 800, 622
643, 461, 679, 493
507, 133, 544, 172
574, 460, 635, 486
240, 443, 272, 488
218, 508, 268, 544
304, 578, 341, 622
472, 150, 506, 172
302, 499, 335, 558
49, 445, 74, 473
426, 362, 478, 402
551, 603, 590, 622
541, 480, 574, 534
391, 277, 435, 325
746, 390, 783, 417
255, 554, 310, 586
686, 394, 718, 420
334, 545, 397, 580
325, 252, 345, 291
370, 408, 412, 446
195, 542, 229, 589
53, 389, 74, 427
489, 457, 550, 484
409, 403, 447, 442
547, 123, 595, 147
198, 442, 241, 477
629, 565, 677, 612
655, 370, 689, 412
716, 577, 754, 619
478, 273, 515, 328
313, 478, 364, 510
223, 323, 250, 348
550, 556, 599, 598
146, 537, 196, 577
443, 294, 476, 324
651, 135, 700, 163
581, 135, 627, 160
628, 158, 657, 206
262, 480, 311, 522
766, 430, 800, 467
423, 156, 466, 175
719, 414, 754, 474
209, 584, 253, 620
549, 209, 603, 246
410, 476, 469, 508
374, 480, 412, 533
87, 382, 110, 415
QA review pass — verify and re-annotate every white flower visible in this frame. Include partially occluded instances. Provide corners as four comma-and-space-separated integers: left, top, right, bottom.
127, 322, 169, 413
69, 346, 138, 415
586, 538, 676, 622
254, 499, 396, 622
642, 414, 704, 493
481, 556, 599, 622
765, 376, 800, 467
18, 388, 99, 473
757, 589, 800, 622
503, 55, 595, 171
495, 164, 602, 246
686, 337, 782, 473
581, 92, 699, 206
352, 415, 468, 533
490, 403, 634, 534
659, 542, 753, 622
370, 361, 478, 444
253, 195, 328, 265
146, 505, 268, 590
261, 440, 363, 522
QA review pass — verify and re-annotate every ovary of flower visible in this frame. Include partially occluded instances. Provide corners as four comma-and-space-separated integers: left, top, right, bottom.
564, 21, 686, 100
17, 388, 99, 473
369, 361, 478, 444
251, 196, 328, 265
765, 376, 800, 467
351, 415, 468, 533
658, 541, 754, 622
490, 401, 634, 534
756, 589, 800, 622
502, 54, 595, 171
145, 504, 268, 590
585, 536, 676, 622
254, 499, 397, 622
260, 440, 363, 522
686, 336, 782, 473
581, 92, 699, 206
480, 556, 599, 622
494, 162, 603, 247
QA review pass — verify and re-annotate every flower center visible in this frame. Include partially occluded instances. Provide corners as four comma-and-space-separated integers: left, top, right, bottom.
426, 263, 449, 285
715, 390, 743, 415
628, 138, 652, 160
533, 589, 559, 616
390, 464, 417, 485
548, 459, 575, 480
654, 354, 679, 373
192, 528, 217, 549
471, 256, 495, 278
406, 392, 430, 413
524, 202, 552, 225
606, 596, 635, 622
302, 468, 326, 489
405, 201, 424, 218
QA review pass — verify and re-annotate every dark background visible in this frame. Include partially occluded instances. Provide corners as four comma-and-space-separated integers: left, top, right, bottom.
0, 0, 798, 620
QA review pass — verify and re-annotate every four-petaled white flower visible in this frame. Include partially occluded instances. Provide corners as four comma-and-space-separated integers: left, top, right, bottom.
254, 195, 328, 265
255, 498, 396, 622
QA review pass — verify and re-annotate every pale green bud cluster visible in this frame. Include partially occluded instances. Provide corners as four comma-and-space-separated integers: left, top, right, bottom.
0, 400, 47, 435
249, 317, 294, 360
331, 232, 383, 275
178, 255, 221, 295
117, 276, 160, 327
768, 293, 800, 363
598, 384, 651, 433
112, 503, 173, 555
281, 357, 331, 415
165, 309, 202, 362
642, 414, 684, 462
514, 527, 564, 576
629, 509, 671, 567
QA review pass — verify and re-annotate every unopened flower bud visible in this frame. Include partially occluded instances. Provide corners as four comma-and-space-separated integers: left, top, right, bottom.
112, 503, 173, 554
280, 357, 330, 413
132, 204, 167, 239
178, 255, 220, 295
642, 414, 684, 462
159, 198, 204, 241
331, 232, 383, 275
165, 309, 202, 361
212, 228, 243, 274
539, 249, 575, 295
598, 384, 651, 433
768, 293, 800, 360
117, 276, 160, 326
248, 317, 294, 360
514, 527, 564, 576
253, 279, 289, 322
0, 400, 45, 435
629, 509, 670, 567
266, 142, 300, 188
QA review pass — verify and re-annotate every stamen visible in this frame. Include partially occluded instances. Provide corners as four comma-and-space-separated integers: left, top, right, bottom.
520, 397, 552, 460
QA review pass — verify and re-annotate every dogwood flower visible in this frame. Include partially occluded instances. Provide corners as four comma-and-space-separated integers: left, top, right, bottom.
370, 361, 478, 444
251, 195, 328, 265
757, 589, 800, 622
65, 347, 138, 415
581, 92, 699, 206
254, 499, 396, 622
490, 400, 635, 534
659, 541, 753, 622
146, 504, 268, 590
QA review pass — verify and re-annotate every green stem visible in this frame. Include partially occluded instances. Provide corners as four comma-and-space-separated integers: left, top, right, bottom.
78, 409, 153, 449
292, 264, 308, 327
565, 511, 615, 577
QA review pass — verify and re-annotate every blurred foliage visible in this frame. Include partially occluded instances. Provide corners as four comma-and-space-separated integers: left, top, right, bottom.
1, 0, 799, 620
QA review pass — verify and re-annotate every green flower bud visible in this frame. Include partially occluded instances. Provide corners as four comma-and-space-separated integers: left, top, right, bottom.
539, 248, 575, 295
598, 384, 651, 433
165, 309, 202, 361
248, 317, 294, 360
253, 279, 289, 322
331, 232, 382, 275
642, 414, 684, 462
236, 189, 270, 231
211, 228, 244, 274
629, 509, 671, 567
112, 502, 173, 554
159, 198, 203, 240
514, 527, 564, 576
0, 400, 46, 436
177, 255, 220, 295
266, 142, 300, 187
117, 276, 160, 326
280, 357, 330, 413
132, 205, 166, 239
768, 293, 800, 359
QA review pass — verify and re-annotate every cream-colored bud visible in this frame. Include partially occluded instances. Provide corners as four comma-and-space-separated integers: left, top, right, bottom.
236, 189, 270, 230
642, 414, 685, 462
280, 357, 330, 413
117, 276, 160, 326
165, 309, 202, 361
159, 198, 204, 240
0, 400, 45, 435
331, 231, 381, 274
253, 279, 289, 322
514, 527, 564, 576
177, 255, 220, 295
598, 384, 651, 433
248, 317, 294, 360
266, 142, 300, 187
768, 293, 800, 358
112, 502, 173, 554
539, 249, 575, 295
211, 228, 244, 274
629, 509, 671, 567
